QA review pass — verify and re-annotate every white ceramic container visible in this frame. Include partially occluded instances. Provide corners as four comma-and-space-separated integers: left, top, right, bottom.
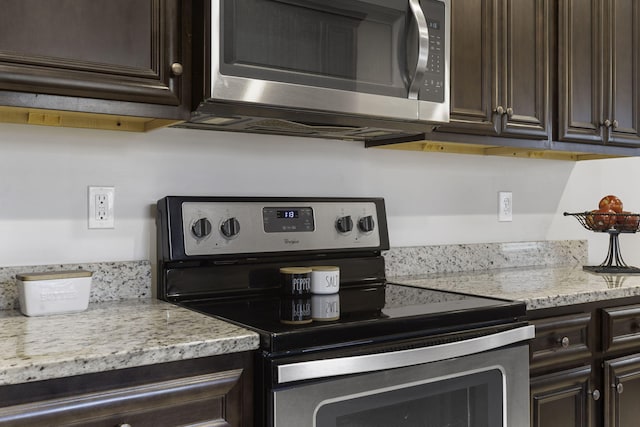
16, 270, 93, 316
310, 266, 340, 294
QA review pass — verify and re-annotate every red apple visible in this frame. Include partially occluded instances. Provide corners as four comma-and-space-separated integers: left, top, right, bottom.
617, 211, 640, 232
586, 208, 616, 231
599, 195, 624, 213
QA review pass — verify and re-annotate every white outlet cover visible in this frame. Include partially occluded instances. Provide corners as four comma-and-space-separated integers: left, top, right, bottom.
88, 186, 115, 229
498, 191, 513, 222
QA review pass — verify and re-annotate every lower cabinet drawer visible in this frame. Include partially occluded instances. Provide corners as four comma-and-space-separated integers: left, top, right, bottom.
602, 304, 640, 354
530, 313, 592, 373
0, 370, 244, 427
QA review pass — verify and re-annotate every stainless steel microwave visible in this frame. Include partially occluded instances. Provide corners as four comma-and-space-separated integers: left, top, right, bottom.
181, 0, 450, 142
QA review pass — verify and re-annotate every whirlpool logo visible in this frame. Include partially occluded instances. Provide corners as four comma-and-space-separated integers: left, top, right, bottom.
284, 239, 300, 245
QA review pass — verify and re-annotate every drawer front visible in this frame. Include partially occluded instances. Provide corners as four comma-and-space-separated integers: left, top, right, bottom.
602, 304, 640, 354
530, 313, 592, 373
0, 370, 244, 426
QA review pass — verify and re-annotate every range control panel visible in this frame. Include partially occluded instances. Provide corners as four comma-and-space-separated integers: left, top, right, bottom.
178, 199, 385, 256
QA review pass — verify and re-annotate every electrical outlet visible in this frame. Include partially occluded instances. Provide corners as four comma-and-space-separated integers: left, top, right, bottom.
88, 186, 115, 229
498, 191, 513, 222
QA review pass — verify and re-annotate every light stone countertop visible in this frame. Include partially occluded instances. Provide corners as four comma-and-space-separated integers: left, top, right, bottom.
0, 241, 606, 387
390, 264, 640, 311
0, 299, 259, 386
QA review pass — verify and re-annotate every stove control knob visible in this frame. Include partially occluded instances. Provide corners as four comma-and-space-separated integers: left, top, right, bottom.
220, 217, 241, 239
358, 215, 375, 233
192, 218, 212, 239
336, 215, 353, 233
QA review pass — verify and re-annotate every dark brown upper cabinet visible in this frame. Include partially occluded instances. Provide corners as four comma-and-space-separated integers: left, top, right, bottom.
558, 0, 640, 147
0, 0, 190, 125
437, 0, 550, 139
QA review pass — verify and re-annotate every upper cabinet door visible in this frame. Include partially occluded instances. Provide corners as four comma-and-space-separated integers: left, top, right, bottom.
0, 0, 188, 119
437, 0, 550, 140
557, 0, 605, 144
556, 0, 640, 146
605, 0, 640, 146
437, 0, 499, 135
499, 0, 550, 138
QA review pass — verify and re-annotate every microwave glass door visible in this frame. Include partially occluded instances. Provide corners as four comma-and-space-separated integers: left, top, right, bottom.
219, 0, 445, 103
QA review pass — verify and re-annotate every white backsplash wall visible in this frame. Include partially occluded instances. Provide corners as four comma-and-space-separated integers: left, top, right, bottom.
0, 122, 637, 268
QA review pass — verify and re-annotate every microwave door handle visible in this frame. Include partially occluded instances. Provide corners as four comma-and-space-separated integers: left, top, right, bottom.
408, 0, 430, 99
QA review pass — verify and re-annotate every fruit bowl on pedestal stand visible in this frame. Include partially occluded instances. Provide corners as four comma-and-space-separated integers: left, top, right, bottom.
564, 211, 640, 273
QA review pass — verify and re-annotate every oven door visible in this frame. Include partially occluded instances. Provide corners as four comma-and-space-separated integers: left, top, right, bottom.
271, 326, 533, 427
210, 0, 450, 123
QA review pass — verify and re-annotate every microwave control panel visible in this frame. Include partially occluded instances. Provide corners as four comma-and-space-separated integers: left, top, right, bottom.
420, 0, 447, 103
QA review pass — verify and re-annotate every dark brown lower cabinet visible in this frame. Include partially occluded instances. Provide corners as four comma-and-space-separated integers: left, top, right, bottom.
0, 352, 253, 427
604, 354, 640, 427
530, 298, 640, 427
530, 366, 593, 427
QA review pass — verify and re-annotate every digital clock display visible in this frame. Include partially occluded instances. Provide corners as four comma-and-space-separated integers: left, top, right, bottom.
263, 207, 314, 233
277, 210, 299, 219
427, 20, 440, 30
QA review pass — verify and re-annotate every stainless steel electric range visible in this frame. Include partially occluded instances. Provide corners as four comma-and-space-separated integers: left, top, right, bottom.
157, 196, 534, 427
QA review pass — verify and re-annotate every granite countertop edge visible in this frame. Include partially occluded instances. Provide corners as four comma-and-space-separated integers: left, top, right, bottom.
0, 299, 260, 387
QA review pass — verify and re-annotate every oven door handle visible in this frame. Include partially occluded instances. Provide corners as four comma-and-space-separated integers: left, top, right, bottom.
276, 325, 534, 384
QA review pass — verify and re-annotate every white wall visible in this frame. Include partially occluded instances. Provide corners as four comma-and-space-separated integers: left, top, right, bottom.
548, 156, 640, 267
0, 122, 637, 268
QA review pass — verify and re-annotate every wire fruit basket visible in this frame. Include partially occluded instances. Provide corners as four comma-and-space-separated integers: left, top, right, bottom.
564, 211, 640, 273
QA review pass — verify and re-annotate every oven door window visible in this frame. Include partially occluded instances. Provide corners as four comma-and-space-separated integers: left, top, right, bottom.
316, 369, 502, 427
220, 0, 433, 99
272, 344, 528, 426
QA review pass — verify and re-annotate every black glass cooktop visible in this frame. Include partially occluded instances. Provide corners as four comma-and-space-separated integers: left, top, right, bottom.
182, 283, 526, 356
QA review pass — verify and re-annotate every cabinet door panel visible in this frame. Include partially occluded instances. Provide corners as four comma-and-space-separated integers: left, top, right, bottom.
437, 0, 550, 139
500, 0, 550, 138
436, 0, 499, 135
530, 365, 594, 427
0, 0, 183, 108
604, 354, 640, 427
607, 0, 640, 146
0, 0, 151, 68
558, 0, 605, 143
